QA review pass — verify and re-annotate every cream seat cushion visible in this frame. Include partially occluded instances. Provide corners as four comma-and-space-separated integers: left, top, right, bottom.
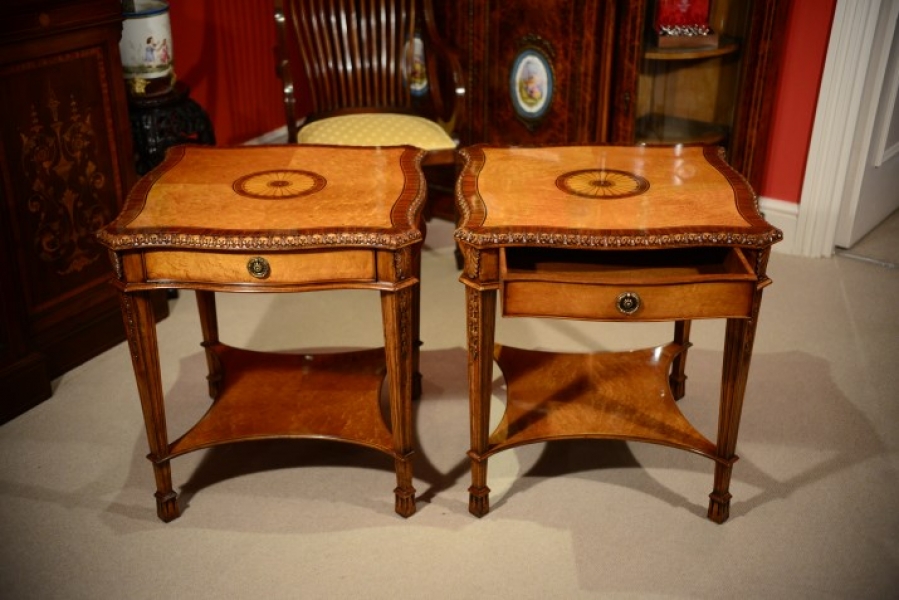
297, 113, 456, 151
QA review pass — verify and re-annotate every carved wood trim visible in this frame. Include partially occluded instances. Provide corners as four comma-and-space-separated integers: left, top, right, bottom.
97, 229, 425, 252
465, 285, 480, 361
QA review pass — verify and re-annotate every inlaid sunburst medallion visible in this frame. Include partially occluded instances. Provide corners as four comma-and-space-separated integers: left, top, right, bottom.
233, 169, 326, 199
556, 169, 649, 199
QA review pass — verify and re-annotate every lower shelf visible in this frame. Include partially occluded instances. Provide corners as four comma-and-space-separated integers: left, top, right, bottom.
166, 344, 394, 459
635, 113, 729, 145
488, 343, 718, 460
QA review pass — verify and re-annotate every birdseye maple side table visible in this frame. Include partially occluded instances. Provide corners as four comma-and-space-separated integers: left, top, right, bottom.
455, 144, 783, 523
97, 144, 426, 522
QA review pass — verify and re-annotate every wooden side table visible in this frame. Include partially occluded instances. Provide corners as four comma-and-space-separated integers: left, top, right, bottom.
97, 145, 426, 522
456, 144, 782, 523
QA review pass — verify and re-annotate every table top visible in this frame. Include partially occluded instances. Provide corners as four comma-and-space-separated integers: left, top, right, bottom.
98, 145, 426, 251
455, 144, 782, 250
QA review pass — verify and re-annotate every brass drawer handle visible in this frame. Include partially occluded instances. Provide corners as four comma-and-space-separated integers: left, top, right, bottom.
616, 291, 641, 315
247, 256, 271, 279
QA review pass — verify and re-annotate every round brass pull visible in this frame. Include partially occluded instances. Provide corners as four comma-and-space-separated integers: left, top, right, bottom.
616, 291, 641, 315
247, 256, 271, 279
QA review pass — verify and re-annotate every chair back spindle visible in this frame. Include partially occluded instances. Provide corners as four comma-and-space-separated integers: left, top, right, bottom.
274, 0, 463, 158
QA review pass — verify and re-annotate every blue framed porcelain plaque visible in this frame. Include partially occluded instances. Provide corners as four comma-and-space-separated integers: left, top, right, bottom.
509, 47, 554, 126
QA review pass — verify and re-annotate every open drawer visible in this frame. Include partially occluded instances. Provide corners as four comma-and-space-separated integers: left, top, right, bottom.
500, 246, 758, 321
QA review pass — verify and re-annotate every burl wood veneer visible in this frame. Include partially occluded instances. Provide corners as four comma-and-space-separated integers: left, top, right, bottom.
455, 144, 782, 523
97, 145, 426, 522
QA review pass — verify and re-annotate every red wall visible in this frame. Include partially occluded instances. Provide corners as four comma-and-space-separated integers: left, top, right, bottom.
167, 0, 836, 203
761, 0, 837, 203
167, 0, 283, 146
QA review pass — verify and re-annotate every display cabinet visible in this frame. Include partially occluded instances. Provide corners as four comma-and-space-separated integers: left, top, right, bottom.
436, 0, 787, 189
618, 0, 787, 187
634, 1, 751, 145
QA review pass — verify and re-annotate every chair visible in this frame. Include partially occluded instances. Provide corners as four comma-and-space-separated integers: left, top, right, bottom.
273, 0, 465, 172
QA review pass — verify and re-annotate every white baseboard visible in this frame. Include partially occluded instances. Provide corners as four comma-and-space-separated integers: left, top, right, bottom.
758, 196, 800, 255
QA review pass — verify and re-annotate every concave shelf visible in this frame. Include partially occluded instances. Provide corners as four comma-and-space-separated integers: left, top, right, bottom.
166, 344, 394, 458
486, 343, 718, 461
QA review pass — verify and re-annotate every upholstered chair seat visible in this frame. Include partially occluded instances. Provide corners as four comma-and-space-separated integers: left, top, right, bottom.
296, 113, 456, 152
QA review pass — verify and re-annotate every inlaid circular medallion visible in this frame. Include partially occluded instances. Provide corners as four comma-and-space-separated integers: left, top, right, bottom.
233, 169, 326, 199
556, 169, 649, 199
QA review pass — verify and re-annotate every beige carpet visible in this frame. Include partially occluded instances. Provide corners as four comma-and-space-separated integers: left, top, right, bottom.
837, 208, 899, 267
1, 218, 898, 599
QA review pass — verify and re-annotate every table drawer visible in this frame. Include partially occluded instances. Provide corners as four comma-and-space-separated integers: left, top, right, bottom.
143, 249, 377, 286
501, 246, 757, 321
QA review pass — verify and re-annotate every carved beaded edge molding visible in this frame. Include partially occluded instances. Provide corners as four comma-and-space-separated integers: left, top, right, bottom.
96, 230, 424, 251
454, 229, 783, 249
454, 145, 784, 250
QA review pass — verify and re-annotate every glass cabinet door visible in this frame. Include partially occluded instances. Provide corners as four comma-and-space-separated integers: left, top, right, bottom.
635, 0, 752, 146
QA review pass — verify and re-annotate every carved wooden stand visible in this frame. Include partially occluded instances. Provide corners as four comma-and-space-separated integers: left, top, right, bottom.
127, 81, 216, 176
98, 145, 426, 521
456, 144, 781, 523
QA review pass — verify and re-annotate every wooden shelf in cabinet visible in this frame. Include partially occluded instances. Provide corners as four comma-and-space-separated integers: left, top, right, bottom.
644, 40, 739, 61
636, 114, 730, 145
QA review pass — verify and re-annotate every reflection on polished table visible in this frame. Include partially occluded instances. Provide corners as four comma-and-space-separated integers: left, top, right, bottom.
455, 144, 783, 523
97, 145, 426, 522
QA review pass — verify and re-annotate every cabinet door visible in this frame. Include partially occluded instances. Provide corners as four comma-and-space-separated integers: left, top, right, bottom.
611, 0, 788, 189
448, 0, 618, 146
0, 1, 165, 422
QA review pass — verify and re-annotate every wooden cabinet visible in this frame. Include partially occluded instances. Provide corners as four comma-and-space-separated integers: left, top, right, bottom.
437, 0, 787, 189
0, 0, 167, 423
437, 0, 618, 146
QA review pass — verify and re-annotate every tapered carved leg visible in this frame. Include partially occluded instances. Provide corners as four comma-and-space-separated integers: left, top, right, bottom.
466, 283, 497, 517
195, 290, 221, 399
382, 285, 417, 517
393, 453, 416, 518
708, 316, 757, 523
411, 240, 423, 400
670, 320, 692, 400
152, 462, 180, 522
468, 455, 491, 517
120, 291, 180, 522
708, 459, 736, 524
